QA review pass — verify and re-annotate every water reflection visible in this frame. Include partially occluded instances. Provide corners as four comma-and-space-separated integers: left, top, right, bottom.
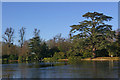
2, 61, 119, 78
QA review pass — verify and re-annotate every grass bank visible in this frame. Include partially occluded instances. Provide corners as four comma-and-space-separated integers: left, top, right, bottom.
81, 57, 120, 61
58, 57, 120, 62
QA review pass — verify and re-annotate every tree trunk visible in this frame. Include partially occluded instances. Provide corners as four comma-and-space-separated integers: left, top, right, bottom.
92, 23, 96, 58
93, 48, 96, 58
92, 45, 96, 58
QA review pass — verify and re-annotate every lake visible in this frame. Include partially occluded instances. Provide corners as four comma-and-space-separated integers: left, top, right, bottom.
2, 61, 120, 78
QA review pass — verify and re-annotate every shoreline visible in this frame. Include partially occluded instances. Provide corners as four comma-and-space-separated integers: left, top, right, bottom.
2, 57, 120, 62
58, 57, 120, 61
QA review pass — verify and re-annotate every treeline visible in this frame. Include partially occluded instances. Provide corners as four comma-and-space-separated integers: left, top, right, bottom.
2, 27, 72, 62
2, 12, 120, 62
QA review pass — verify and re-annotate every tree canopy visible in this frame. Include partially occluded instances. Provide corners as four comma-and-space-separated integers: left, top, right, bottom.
70, 12, 115, 57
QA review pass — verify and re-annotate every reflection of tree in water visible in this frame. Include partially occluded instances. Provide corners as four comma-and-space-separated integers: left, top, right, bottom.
16, 62, 67, 78
92, 61, 118, 78
92, 61, 97, 78
56, 61, 118, 78
2, 61, 119, 78
109, 60, 114, 69
92, 61, 107, 78
118, 61, 120, 78
2, 66, 16, 78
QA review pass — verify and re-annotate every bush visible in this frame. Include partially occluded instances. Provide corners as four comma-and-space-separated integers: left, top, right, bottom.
42, 58, 52, 62
68, 56, 81, 64
9, 55, 18, 60
50, 57, 58, 62
42, 57, 58, 62
25, 56, 29, 61
53, 52, 66, 60
96, 49, 109, 57
18, 56, 23, 61
83, 51, 92, 58
3, 58, 8, 61
43, 52, 66, 62
108, 52, 116, 57
2, 55, 10, 59
28, 54, 36, 61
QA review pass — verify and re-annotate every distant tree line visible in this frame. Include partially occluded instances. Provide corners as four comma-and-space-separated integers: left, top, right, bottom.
2, 12, 120, 63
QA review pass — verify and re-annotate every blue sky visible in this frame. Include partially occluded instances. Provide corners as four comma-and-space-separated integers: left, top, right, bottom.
2, 2, 118, 45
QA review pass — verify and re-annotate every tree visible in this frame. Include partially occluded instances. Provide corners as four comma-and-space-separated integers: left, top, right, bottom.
67, 38, 86, 57
2, 42, 20, 60
40, 42, 49, 58
115, 29, 120, 56
34, 28, 40, 37
70, 12, 115, 57
18, 27, 26, 48
29, 28, 42, 60
105, 29, 120, 57
2, 27, 14, 47
2, 27, 14, 55
20, 41, 30, 61
54, 33, 65, 52
52, 33, 71, 53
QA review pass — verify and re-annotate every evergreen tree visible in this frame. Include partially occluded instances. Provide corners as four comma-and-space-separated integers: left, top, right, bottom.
29, 29, 42, 60
70, 12, 115, 57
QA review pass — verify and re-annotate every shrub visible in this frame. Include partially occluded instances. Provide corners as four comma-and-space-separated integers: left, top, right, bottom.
42, 57, 58, 62
9, 55, 18, 60
53, 52, 66, 60
3, 58, 8, 61
83, 51, 92, 58
108, 52, 116, 57
18, 56, 23, 61
95, 49, 109, 57
25, 56, 29, 61
43, 52, 66, 62
68, 56, 81, 64
2, 55, 10, 59
42, 58, 52, 62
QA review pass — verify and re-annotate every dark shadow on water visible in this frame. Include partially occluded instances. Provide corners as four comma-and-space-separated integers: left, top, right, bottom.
2, 60, 119, 78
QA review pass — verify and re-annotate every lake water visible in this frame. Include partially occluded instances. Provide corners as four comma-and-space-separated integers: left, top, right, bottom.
2, 61, 120, 78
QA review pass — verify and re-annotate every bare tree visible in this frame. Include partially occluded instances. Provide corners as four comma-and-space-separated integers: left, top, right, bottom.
2, 27, 14, 47
18, 27, 26, 48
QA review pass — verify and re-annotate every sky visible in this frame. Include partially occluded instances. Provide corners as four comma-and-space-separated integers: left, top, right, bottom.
2, 2, 118, 45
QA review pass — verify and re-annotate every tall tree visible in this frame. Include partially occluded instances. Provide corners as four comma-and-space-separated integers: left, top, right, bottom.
29, 28, 42, 60
18, 27, 26, 48
2, 27, 14, 46
70, 12, 115, 57
2, 27, 14, 55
